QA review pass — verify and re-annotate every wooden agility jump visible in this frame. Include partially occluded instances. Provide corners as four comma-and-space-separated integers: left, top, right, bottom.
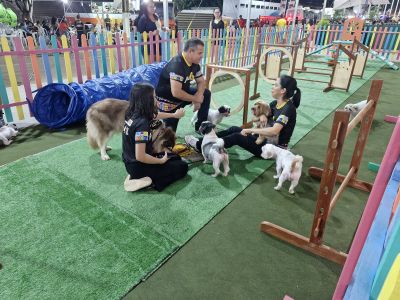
260, 80, 383, 265
205, 64, 252, 128
251, 38, 359, 95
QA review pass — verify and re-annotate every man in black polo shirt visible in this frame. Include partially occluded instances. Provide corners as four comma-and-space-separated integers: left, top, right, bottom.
156, 38, 210, 132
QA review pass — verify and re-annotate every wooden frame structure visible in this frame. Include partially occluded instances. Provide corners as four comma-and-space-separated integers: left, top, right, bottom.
351, 39, 370, 78
251, 42, 299, 99
205, 64, 252, 128
322, 44, 357, 92
260, 80, 383, 265
252, 38, 357, 95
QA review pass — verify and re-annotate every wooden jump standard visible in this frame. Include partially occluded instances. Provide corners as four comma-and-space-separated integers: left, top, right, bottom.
205, 64, 252, 128
260, 80, 383, 265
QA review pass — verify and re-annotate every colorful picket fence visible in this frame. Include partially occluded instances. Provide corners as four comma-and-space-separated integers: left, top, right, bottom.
0, 24, 399, 123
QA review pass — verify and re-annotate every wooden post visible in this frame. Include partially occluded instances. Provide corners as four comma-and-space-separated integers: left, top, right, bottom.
250, 44, 261, 100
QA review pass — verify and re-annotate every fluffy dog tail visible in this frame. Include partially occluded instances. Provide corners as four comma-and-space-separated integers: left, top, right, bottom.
291, 155, 303, 171
215, 138, 227, 154
86, 109, 100, 149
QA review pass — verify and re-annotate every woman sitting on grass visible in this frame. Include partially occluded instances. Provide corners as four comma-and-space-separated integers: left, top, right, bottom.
123, 82, 188, 192
185, 75, 301, 157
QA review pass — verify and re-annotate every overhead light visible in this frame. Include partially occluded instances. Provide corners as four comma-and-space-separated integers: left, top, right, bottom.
61, 0, 68, 4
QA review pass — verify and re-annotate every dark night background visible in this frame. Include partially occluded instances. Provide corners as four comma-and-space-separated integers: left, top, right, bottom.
300, 0, 335, 9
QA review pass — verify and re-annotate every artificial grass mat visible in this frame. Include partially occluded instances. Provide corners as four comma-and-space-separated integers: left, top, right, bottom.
0, 61, 383, 299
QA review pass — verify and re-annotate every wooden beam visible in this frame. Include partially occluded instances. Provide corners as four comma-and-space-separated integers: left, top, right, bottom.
309, 167, 373, 193
260, 222, 348, 265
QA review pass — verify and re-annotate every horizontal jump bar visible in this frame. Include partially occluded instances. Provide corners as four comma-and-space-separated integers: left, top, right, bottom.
296, 78, 330, 84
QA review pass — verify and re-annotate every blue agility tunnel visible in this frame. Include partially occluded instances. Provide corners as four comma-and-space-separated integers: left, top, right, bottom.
30, 62, 166, 129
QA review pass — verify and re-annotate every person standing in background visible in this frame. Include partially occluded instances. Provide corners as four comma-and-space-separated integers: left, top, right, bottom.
137, 0, 164, 59
105, 14, 111, 31
75, 14, 85, 46
210, 7, 225, 31
238, 15, 246, 28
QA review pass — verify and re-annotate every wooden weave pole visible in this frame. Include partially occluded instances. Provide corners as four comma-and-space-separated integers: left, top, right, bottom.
260, 80, 383, 265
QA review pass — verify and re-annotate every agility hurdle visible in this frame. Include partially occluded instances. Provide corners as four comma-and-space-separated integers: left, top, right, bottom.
205, 64, 252, 128
260, 80, 383, 265
251, 42, 298, 99
296, 42, 357, 93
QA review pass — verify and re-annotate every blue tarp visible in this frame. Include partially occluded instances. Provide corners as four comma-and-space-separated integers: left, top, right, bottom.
30, 62, 166, 129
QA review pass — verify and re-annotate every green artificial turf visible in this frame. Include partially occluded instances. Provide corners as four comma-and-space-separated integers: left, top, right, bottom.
127, 66, 398, 299
0, 61, 384, 299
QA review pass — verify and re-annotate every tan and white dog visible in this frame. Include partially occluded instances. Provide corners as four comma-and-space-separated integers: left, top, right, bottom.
251, 100, 278, 145
261, 144, 303, 194
86, 98, 129, 160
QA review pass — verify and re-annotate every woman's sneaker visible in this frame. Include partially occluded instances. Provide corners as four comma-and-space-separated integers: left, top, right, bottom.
184, 135, 200, 152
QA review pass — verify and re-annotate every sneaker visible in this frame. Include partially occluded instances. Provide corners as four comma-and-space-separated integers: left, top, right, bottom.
124, 175, 152, 192
185, 135, 199, 151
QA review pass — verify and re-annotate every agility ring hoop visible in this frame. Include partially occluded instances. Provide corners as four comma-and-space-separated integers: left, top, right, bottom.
258, 47, 294, 84
208, 70, 246, 115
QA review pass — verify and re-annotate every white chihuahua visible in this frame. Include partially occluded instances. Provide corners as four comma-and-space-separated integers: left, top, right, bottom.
261, 144, 303, 194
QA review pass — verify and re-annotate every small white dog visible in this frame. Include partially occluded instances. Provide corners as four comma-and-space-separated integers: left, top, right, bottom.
344, 100, 367, 118
199, 121, 230, 177
261, 144, 303, 194
0, 124, 18, 146
191, 105, 231, 126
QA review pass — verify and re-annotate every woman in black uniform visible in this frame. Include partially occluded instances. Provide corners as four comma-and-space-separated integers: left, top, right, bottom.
123, 83, 188, 192
137, 0, 163, 58
185, 75, 301, 157
211, 8, 225, 31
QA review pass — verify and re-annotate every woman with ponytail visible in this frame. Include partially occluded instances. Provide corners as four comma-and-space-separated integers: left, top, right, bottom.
185, 75, 301, 157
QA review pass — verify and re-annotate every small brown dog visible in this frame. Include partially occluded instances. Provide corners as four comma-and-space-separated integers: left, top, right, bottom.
151, 121, 177, 153
251, 100, 272, 145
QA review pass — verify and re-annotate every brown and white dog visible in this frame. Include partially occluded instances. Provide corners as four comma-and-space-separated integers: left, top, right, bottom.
86, 98, 129, 160
251, 100, 278, 145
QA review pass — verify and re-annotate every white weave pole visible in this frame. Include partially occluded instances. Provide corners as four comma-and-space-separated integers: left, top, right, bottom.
290, 0, 300, 43
389, 0, 394, 16
163, 0, 169, 29
246, 0, 253, 29
394, 0, 400, 17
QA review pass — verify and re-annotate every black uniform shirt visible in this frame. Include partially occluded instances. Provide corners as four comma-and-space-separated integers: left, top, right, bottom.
156, 53, 202, 101
122, 114, 152, 164
269, 100, 297, 147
